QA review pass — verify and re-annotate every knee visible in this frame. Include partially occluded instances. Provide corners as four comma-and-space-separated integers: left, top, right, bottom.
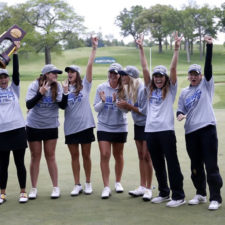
101, 152, 110, 162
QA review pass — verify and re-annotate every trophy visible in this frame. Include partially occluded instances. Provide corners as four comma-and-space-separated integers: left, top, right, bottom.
0, 24, 26, 68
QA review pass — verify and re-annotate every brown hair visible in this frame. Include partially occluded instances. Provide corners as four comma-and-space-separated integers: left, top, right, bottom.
149, 75, 170, 99
70, 72, 83, 96
37, 74, 58, 102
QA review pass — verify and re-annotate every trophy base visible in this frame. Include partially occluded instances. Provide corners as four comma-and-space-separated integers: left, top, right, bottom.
0, 55, 10, 69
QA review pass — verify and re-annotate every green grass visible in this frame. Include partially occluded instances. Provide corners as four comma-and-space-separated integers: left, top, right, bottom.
5, 45, 225, 81
1, 79, 225, 225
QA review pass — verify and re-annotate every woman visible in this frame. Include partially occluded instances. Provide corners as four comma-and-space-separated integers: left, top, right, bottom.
136, 33, 186, 207
94, 62, 127, 199
177, 36, 223, 210
0, 41, 28, 204
26, 64, 67, 199
63, 37, 98, 196
118, 66, 153, 201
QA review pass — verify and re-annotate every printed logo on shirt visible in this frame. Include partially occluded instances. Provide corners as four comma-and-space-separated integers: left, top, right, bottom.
104, 96, 117, 111
0, 90, 15, 103
149, 89, 163, 105
68, 92, 83, 106
185, 89, 202, 111
37, 96, 54, 108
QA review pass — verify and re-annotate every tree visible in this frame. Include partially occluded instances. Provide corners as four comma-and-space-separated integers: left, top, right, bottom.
20, 0, 85, 64
138, 4, 174, 53
115, 5, 145, 43
216, 3, 225, 32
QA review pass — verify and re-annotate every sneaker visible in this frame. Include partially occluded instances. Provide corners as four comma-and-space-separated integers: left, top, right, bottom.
208, 201, 221, 210
129, 186, 146, 197
19, 192, 28, 203
115, 182, 124, 193
188, 194, 207, 205
166, 199, 186, 207
84, 183, 93, 195
51, 187, 60, 199
0, 194, 6, 204
151, 196, 171, 204
71, 184, 83, 196
143, 189, 152, 201
101, 187, 111, 199
28, 188, 37, 199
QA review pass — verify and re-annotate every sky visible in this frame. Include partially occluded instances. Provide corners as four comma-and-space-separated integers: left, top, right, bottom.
2, 0, 225, 43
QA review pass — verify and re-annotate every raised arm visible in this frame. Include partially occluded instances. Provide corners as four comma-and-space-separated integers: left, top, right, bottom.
12, 41, 20, 86
204, 35, 213, 81
170, 32, 182, 85
86, 36, 98, 83
136, 35, 150, 86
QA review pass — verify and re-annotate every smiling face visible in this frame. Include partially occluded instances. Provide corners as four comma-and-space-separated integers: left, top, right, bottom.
188, 71, 202, 86
121, 75, 130, 85
108, 71, 120, 88
67, 69, 77, 85
0, 74, 9, 89
153, 74, 166, 89
46, 72, 58, 83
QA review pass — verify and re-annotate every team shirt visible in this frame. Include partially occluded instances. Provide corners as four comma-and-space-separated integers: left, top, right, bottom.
177, 77, 216, 134
64, 76, 95, 136
129, 83, 147, 126
26, 80, 63, 128
145, 81, 177, 132
0, 82, 25, 132
94, 81, 128, 132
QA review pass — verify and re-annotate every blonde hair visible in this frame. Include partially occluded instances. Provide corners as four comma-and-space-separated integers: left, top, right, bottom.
124, 77, 142, 104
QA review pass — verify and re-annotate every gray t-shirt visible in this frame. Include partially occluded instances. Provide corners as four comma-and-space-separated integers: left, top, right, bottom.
26, 80, 63, 129
94, 81, 128, 132
145, 81, 177, 132
177, 77, 216, 134
0, 82, 25, 132
64, 76, 95, 136
130, 83, 147, 126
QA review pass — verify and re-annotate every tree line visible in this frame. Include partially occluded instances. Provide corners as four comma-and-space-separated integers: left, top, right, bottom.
116, 3, 225, 62
0, 0, 224, 64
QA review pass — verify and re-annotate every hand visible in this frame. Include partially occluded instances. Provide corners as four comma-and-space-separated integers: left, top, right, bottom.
62, 79, 69, 94
177, 114, 186, 121
39, 81, 50, 95
174, 31, 182, 50
112, 93, 117, 102
99, 91, 106, 102
204, 35, 213, 44
92, 36, 98, 49
116, 100, 130, 110
13, 41, 20, 54
136, 34, 144, 49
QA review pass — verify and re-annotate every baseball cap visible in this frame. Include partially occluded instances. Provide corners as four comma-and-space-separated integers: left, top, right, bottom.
119, 66, 140, 79
188, 64, 202, 74
0, 68, 9, 76
65, 65, 81, 74
108, 63, 122, 74
41, 64, 62, 75
152, 65, 168, 76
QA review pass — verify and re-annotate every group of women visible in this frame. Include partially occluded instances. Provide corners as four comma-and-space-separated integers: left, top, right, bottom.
0, 34, 223, 211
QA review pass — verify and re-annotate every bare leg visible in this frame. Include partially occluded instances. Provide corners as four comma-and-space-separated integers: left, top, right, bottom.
68, 144, 80, 184
135, 140, 147, 187
29, 141, 42, 188
99, 141, 111, 187
81, 143, 92, 183
43, 139, 58, 187
143, 141, 153, 189
112, 142, 124, 183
